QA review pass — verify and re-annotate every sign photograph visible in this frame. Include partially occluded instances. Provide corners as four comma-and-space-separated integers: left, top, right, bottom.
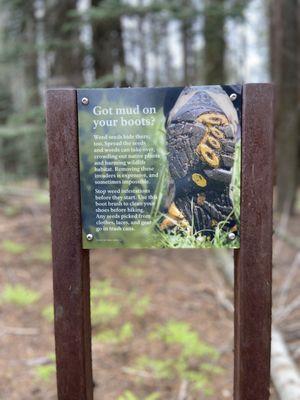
77, 85, 241, 249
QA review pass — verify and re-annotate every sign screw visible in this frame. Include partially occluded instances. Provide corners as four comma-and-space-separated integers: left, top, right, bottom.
81, 97, 89, 105
86, 233, 93, 241
230, 93, 237, 101
228, 232, 236, 241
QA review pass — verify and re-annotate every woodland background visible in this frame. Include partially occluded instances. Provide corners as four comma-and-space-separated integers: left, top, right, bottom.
0, 1, 300, 400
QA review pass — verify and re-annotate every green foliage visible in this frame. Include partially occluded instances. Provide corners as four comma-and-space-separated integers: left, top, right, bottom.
157, 211, 239, 249
150, 321, 218, 359
1, 284, 40, 306
34, 354, 56, 382
157, 227, 212, 249
132, 321, 222, 395
0, 81, 13, 124
42, 305, 54, 322
2, 239, 26, 254
3, 205, 22, 217
94, 322, 134, 344
117, 390, 160, 400
135, 356, 174, 380
230, 139, 241, 222
91, 299, 121, 325
32, 244, 52, 263
33, 191, 49, 205
0, 107, 47, 181
91, 279, 122, 300
35, 364, 56, 382
131, 295, 151, 317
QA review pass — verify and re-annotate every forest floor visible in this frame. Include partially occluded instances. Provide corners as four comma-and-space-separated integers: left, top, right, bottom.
0, 181, 299, 400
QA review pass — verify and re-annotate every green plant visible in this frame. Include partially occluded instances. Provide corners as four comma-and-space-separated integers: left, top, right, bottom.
3, 205, 22, 217
135, 356, 174, 380
157, 215, 239, 249
94, 322, 133, 344
132, 321, 222, 395
32, 244, 52, 262
118, 391, 161, 400
1, 284, 40, 306
132, 295, 150, 317
34, 191, 49, 205
35, 364, 56, 382
34, 353, 56, 382
230, 139, 241, 222
91, 279, 121, 300
150, 321, 218, 359
2, 239, 26, 254
42, 304, 54, 322
91, 299, 121, 324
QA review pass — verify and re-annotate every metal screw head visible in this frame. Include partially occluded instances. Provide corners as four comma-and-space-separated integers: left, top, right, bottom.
230, 93, 237, 101
86, 233, 93, 241
81, 97, 89, 105
228, 232, 236, 241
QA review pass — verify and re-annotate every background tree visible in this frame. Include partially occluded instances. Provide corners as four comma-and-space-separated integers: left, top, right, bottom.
270, 0, 299, 214
90, 0, 126, 86
45, 0, 84, 87
0, 0, 46, 180
203, 0, 226, 83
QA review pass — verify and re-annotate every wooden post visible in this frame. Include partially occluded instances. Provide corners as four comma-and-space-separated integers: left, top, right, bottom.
46, 89, 93, 400
234, 83, 274, 400
46, 85, 274, 400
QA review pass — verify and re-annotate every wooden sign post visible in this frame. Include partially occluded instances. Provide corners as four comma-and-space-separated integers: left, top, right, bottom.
46, 83, 274, 400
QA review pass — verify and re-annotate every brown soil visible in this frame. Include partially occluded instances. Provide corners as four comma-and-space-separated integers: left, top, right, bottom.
0, 183, 299, 400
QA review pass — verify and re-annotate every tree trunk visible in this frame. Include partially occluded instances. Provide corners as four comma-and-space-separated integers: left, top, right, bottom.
270, 0, 299, 214
181, 0, 194, 85
215, 250, 300, 400
23, 2, 40, 107
91, 0, 126, 86
46, 0, 84, 87
23, 1, 47, 182
203, 0, 226, 84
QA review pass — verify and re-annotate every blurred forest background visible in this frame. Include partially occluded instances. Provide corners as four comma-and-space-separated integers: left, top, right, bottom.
0, 0, 299, 213
0, 1, 300, 400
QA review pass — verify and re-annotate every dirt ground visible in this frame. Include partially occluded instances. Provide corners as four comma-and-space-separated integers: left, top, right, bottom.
0, 183, 299, 400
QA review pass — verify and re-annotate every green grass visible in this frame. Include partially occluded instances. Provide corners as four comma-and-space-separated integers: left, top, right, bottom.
32, 244, 52, 263
91, 279, 121, 299
3, 205, 22, 217
2, 240, 26, 254
91, 299, 121, 324
35, 364, 56, 382
157, 222, 238, 249
132, 321, 222, 396
1, 284, 40, 306
94, 322, 134, 344
33, 191, 49, 205
118, 391, 161, 400
150, 321, 218, 359
230, 139, 241, 222
131, 295, 151, 317
42, 304, 54, 322
34, 353, 56, 382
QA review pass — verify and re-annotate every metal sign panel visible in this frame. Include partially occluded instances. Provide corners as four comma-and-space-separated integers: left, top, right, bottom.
77, 85, 241, 249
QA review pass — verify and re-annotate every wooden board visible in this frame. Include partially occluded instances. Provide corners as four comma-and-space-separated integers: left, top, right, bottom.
46, 83, 274, 400
234, 83, 274, 400
46, 89, 93, 400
